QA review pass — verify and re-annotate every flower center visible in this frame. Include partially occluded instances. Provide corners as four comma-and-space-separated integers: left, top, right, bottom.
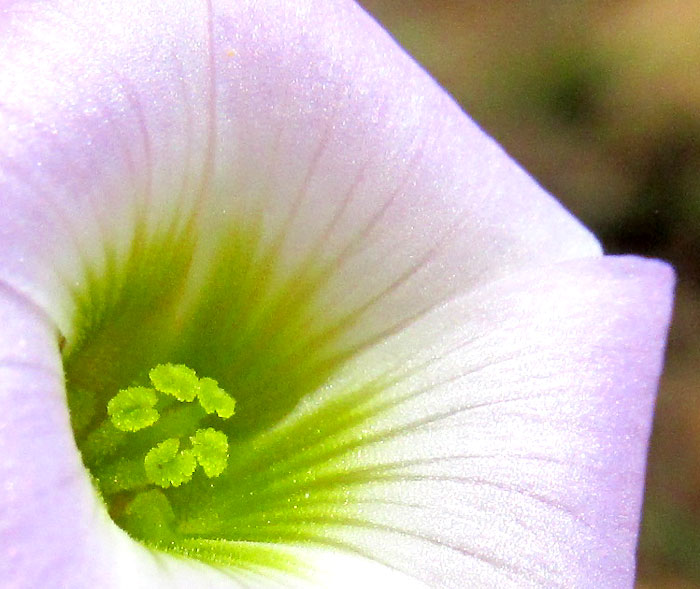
78, 362, 236, 542
60, 224, 353, 571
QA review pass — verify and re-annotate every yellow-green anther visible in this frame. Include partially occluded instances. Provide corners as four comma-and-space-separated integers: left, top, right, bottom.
144, 438, 197, 488
149, 363, 199, 402
196, 377, 236, 419
190, 428, 229, 478
107, 386, 160, 432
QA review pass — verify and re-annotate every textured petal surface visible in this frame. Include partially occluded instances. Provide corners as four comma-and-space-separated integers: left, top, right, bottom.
0, 254, 673, 588
0, 0, 674, 588
0, 285, 105, 587
0, 285, 433, 588
267, 255, 671, 588
0, 0, 600, 335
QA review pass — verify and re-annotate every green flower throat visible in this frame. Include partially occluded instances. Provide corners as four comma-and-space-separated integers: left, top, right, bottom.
60, 224, 374, 573
83, 362, 236, 543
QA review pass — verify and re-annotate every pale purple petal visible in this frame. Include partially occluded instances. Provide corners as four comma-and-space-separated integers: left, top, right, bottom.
0, 287, 348, 587
0, 0, 598, 334
0, 0, 674, 588
286, 255, 672, 587
0, 285, 104, 587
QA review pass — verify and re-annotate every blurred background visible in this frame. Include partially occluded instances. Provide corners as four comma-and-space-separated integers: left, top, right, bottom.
358, 1, 700, 586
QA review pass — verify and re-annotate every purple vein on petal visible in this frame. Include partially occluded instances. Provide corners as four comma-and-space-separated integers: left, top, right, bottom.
300, 160, 371, 267
228, 513, 555, 588
278, 225, 466, 378
329, 147, 428, 269
273, 127, 335, 253
112, 73, 155, 225
195, 0, 218, 209
169, 51, 198, 219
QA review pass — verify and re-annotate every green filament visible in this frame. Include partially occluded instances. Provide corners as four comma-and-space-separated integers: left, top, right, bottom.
95, 456, 149, 495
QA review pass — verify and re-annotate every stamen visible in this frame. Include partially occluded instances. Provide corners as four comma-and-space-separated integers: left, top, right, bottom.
107, 386, 160, 432
144, 438, 197, 488
149, 363, 199, 402
196, 377, 236, 418
190, 428, 229, 478
76, 362, 238, 547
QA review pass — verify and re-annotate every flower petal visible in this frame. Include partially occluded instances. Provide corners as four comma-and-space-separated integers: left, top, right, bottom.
0, 0, 599, 337
0, 0, 673, 588
0, 283, 432, 588
260, 255, 672, 588
0, 284, 107, 587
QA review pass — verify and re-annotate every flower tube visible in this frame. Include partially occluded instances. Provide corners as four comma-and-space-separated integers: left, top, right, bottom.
0, 0, 673, 587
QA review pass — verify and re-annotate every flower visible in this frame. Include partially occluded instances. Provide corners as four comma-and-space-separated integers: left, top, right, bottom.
0, 0, 673, 587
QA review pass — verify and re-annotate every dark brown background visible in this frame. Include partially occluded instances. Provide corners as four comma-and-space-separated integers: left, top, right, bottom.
358, 1, 700, 586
